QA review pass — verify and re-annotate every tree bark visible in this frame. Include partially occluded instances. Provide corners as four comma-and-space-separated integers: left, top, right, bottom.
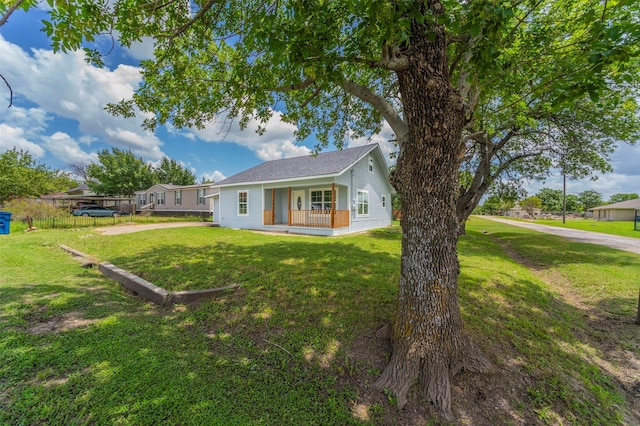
375, 4, 489, 419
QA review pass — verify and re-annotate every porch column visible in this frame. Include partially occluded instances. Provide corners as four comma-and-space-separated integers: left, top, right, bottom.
287, 187, 291, 226
271, 188, 275, 224
330, 183, 335, 228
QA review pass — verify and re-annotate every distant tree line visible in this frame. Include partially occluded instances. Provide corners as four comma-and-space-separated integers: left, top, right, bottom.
477, 188, 639, 215
0, 146, 202, 203
84, 148, 198, 197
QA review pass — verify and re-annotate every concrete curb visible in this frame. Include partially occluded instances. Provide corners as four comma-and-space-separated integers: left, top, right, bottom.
60, 245, 92, 260
98, 262, 170, 306
166, 284, 241, 305
61, 245, 239, 306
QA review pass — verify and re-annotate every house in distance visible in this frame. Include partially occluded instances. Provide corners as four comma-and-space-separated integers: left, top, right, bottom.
210, 143, 394, 235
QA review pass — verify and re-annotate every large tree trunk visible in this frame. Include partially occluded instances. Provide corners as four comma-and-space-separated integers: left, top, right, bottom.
375, 5, 489, 419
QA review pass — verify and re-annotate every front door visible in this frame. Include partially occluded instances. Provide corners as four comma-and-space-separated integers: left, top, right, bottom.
291, 190, 305, 211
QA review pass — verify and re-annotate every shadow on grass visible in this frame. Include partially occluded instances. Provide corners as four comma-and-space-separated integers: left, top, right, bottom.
458, 226, 638, 424
108, 239, 400, 331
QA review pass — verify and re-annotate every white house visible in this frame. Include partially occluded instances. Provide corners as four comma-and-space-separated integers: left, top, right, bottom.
211, 144, 394, 235
590, 198, 640, 221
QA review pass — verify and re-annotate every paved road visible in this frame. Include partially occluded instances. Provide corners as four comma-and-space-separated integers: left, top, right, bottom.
482, 216, 640, 255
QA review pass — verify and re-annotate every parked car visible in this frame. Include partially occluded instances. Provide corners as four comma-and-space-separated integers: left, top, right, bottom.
72, 206, 131, 217
70, 202, 100, 212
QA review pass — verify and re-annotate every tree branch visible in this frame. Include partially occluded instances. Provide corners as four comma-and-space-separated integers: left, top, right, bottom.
0, 0, 25, 27
273, 77, 316, 92
340, 80, 409, 144
1, 73, 13, 108
166, 0, 221, 40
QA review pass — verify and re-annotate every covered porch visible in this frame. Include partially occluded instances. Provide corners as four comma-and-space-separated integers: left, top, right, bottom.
262, 184, 349, 229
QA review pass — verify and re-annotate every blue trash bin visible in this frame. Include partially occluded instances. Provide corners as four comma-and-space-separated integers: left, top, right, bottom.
0, 212, 12, 234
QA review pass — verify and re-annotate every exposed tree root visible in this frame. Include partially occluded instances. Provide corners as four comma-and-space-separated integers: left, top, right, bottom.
375, 335, 490, 420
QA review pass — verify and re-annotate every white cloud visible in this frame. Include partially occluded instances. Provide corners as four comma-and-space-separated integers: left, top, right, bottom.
610, 142, 640, 177
347, 121, 398, 166
202, 170, 227, 183
0, 35, 165, 161
194, 111, 311, 161
43, 132, 99, 165
125, 37, 156, 61
0, 124, 45, 157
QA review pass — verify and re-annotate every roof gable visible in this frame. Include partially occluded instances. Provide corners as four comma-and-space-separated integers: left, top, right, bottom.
215, 144, 385, 186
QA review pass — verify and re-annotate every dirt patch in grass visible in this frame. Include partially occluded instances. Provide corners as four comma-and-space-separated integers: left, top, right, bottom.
26, 311, 98, 335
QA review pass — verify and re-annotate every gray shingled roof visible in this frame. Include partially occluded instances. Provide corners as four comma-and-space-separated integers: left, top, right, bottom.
215, 144, 380, 186
590, 198, 640, 210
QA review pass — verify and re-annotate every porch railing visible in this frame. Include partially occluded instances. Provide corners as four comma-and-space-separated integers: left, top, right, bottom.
263, 209, 349, 228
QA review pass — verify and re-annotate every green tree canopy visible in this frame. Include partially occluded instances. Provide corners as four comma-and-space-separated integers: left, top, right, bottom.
565, 194, 581, 213
578, 189, 603, 211
520, 196, 542, 216
609, 193, 639, 204
480, 195, 503, 215
535, 188, 564, 212
86, 148, 155, 197
153, 157, 196, 186
0, 148, 77, 203
15, 0, 640, 418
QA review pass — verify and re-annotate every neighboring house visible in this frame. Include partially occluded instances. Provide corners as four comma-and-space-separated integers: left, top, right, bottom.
66, 184, 95, 197
504, 205, 541, 218
590, 198, 640, 221
135, 183, 216, 218
211, 144, 394, 236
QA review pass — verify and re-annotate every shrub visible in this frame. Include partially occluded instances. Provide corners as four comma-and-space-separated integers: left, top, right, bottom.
2, 198, 69, 221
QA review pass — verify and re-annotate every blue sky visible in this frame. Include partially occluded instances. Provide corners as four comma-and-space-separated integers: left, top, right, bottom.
1, 7, 638, 200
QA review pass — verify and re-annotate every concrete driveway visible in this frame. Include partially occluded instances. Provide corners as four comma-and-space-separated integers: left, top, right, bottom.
96, 221, 216, 235
482, 216, 640, 255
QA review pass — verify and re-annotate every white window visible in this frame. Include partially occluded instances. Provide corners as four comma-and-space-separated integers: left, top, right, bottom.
310, 189, 335, 212
357, 190, 369, 216
238, 191, 248, 215
138, 194, 146, 206
368, 157, 374, 173
175, 190, 182, 205
156, 192, 165, 205
197, 188, 206, 205
382, 195, 386, 208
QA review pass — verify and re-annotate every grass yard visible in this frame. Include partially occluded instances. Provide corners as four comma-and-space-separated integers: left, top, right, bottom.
1, 218, 638, 425
530, 218, 640, 239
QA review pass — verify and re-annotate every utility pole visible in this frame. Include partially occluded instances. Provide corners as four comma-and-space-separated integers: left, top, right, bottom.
562, 171, 566, 224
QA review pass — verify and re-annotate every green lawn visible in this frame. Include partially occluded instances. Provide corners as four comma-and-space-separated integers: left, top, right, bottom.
529, 217, 640, 239
1, 218, 638, 424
